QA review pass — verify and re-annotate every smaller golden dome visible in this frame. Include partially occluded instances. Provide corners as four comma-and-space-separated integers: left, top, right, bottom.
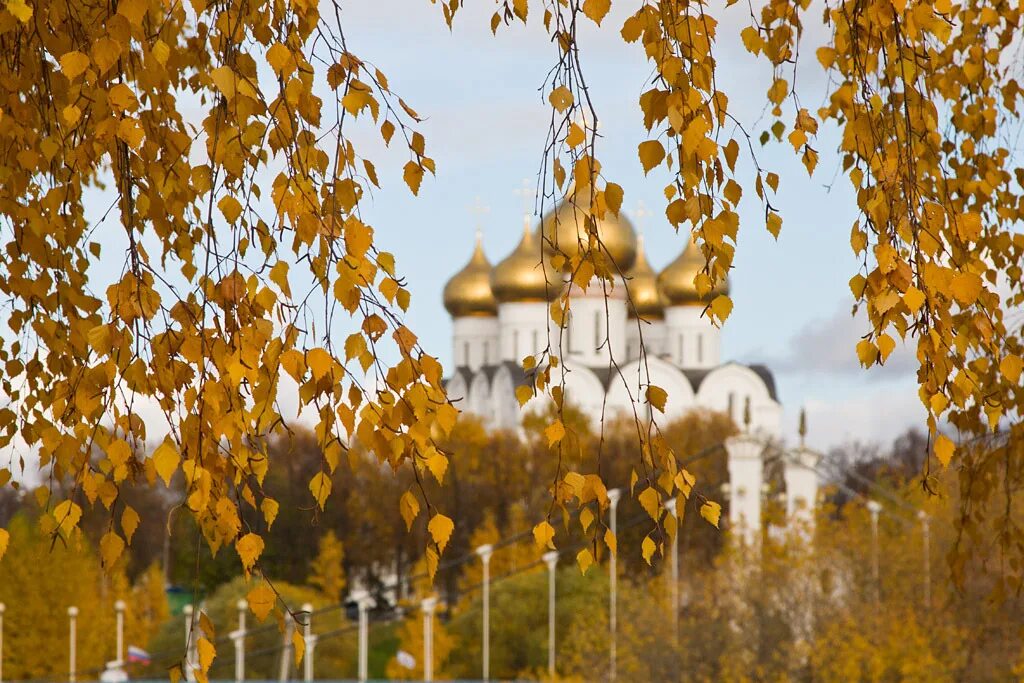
625, 235, 664, 319
491, 216, 564, 303
541, 186, 638, 274
658, 233, 730, 306
443, 232, 498, 317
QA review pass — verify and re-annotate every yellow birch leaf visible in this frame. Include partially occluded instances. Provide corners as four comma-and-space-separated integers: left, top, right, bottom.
582, 0, 610, 25
1000, 354, 1023, 384
0, 528, 8, 560
428, 513, 455, 554
641, 535, 656, 565
100, 531, 125, 567
292, 629, 305, 668
236, 533, 265, 571
700, 500, 722, 528
403, 162, 424, 195
545, 420, 566, 446
218, 196, 243, 224
604, 528, 617, 556
515, 384, 533, 407
710, 294, 733, 323
934, 434, 955, 467
903, 286, 926, 313
59, 51, 90, 79
548, 86, 573, 112
877, 333, 896, 363
261, 498, 279, 529
121, 505, 140, 544
308, 472, 332, 509
638, 140, 665, 174
856, 339, 878, 367
247, 583, 276, 622
576, 548, 594, 575
400, 491, 420, 531
5, 0, 31, 21
426, 452, 448, 483
54, 500, 82, 536
646, 385, 668, 413
950, 272, 982, 305
153, 441, 180, 486
638, 486, 661, 521
198, 637, 216, 672
210, 66, 236, 100
533, 520, 555, 550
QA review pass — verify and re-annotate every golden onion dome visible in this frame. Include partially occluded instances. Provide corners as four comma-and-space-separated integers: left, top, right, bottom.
443, 232, 498, 317
491, 216, 564, 303
540, 186, 638, 274
658, 233, 730, 306
625, 235, 664, 319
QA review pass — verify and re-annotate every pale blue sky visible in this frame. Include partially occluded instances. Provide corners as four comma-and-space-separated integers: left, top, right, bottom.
339, 0, 923, 449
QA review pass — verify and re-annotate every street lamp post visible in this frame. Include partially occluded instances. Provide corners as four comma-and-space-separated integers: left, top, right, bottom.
607, 488, 621, 683
115, 599, 126, 669
0, 602, 6, 683
355, 592, 374, 682
68, 606, 79, 683
475, 544, 494, 681
421, 597, 438, 683
543, 551, 559, 679
867, 501, 882, 604
233, 599, 248, 683
301, 603, 314, 682
664, 497, 679, 641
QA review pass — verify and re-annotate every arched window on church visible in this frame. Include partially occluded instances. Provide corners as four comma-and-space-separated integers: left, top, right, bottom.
513, 330, 519, 361
463, 341, 470, 367
678, 334, 684, 366
728, 392, 735, 421
532, 330, 538, 356
483, 341, 489, 365
697, 334, 703, 364
594, 310, 601, 351
567, 313, 575, 353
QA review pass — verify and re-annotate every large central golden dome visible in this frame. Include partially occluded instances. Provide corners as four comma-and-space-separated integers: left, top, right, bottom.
540, 186, 638, 274
624, 235, 664, 319
491, 217, 564, 303
658, 233, 730, 306
443, 233, 497, 317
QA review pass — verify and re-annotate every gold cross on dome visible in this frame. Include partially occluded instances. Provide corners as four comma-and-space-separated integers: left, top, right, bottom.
634, 200, 650, 235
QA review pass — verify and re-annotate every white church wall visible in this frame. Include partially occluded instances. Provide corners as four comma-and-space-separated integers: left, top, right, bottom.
452, 316, 500, 371
564, 281, 628, 367
446, 372, 468, 406
498, 301, 551, 362
625, 318, 666, 362
558, 361, 608, 428
696, 363, 780, 437
664, 305, 721, 369
605, 356, 696, 423
468, 371, 494, 424
490, 364, 521, 430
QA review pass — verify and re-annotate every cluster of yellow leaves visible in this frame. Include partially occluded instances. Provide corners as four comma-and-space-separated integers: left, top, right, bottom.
0, 0, 460, 661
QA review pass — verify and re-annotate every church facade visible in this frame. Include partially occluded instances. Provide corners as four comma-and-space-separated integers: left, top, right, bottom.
441, 190, 782, 438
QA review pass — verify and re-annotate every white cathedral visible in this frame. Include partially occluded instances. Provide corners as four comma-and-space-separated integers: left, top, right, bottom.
441, 189, 783, 439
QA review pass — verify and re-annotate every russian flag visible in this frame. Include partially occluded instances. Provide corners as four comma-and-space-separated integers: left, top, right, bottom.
127, 646, 151, 665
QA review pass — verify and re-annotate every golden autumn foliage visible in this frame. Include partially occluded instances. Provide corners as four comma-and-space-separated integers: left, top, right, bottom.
3, 0, 1024, 672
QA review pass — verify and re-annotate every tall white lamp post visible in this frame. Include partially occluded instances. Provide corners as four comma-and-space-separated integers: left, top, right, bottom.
919, 510, 931, 610
301, 602, 315, 682
115, 599, 126, 669
421, 597, 438, 682
68, 605, 79, 683
867, 500, 882, 604
475, 544, 494, 681
355, 592, 374, 682
543, 550, 559, 679
664, 497, 679, 641
0, 601, 5, 683
232, 599, 247, 683
607, 488, 621, 683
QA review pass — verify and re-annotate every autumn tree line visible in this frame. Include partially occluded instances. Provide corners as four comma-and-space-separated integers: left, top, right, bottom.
0, 407, 1022, 680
